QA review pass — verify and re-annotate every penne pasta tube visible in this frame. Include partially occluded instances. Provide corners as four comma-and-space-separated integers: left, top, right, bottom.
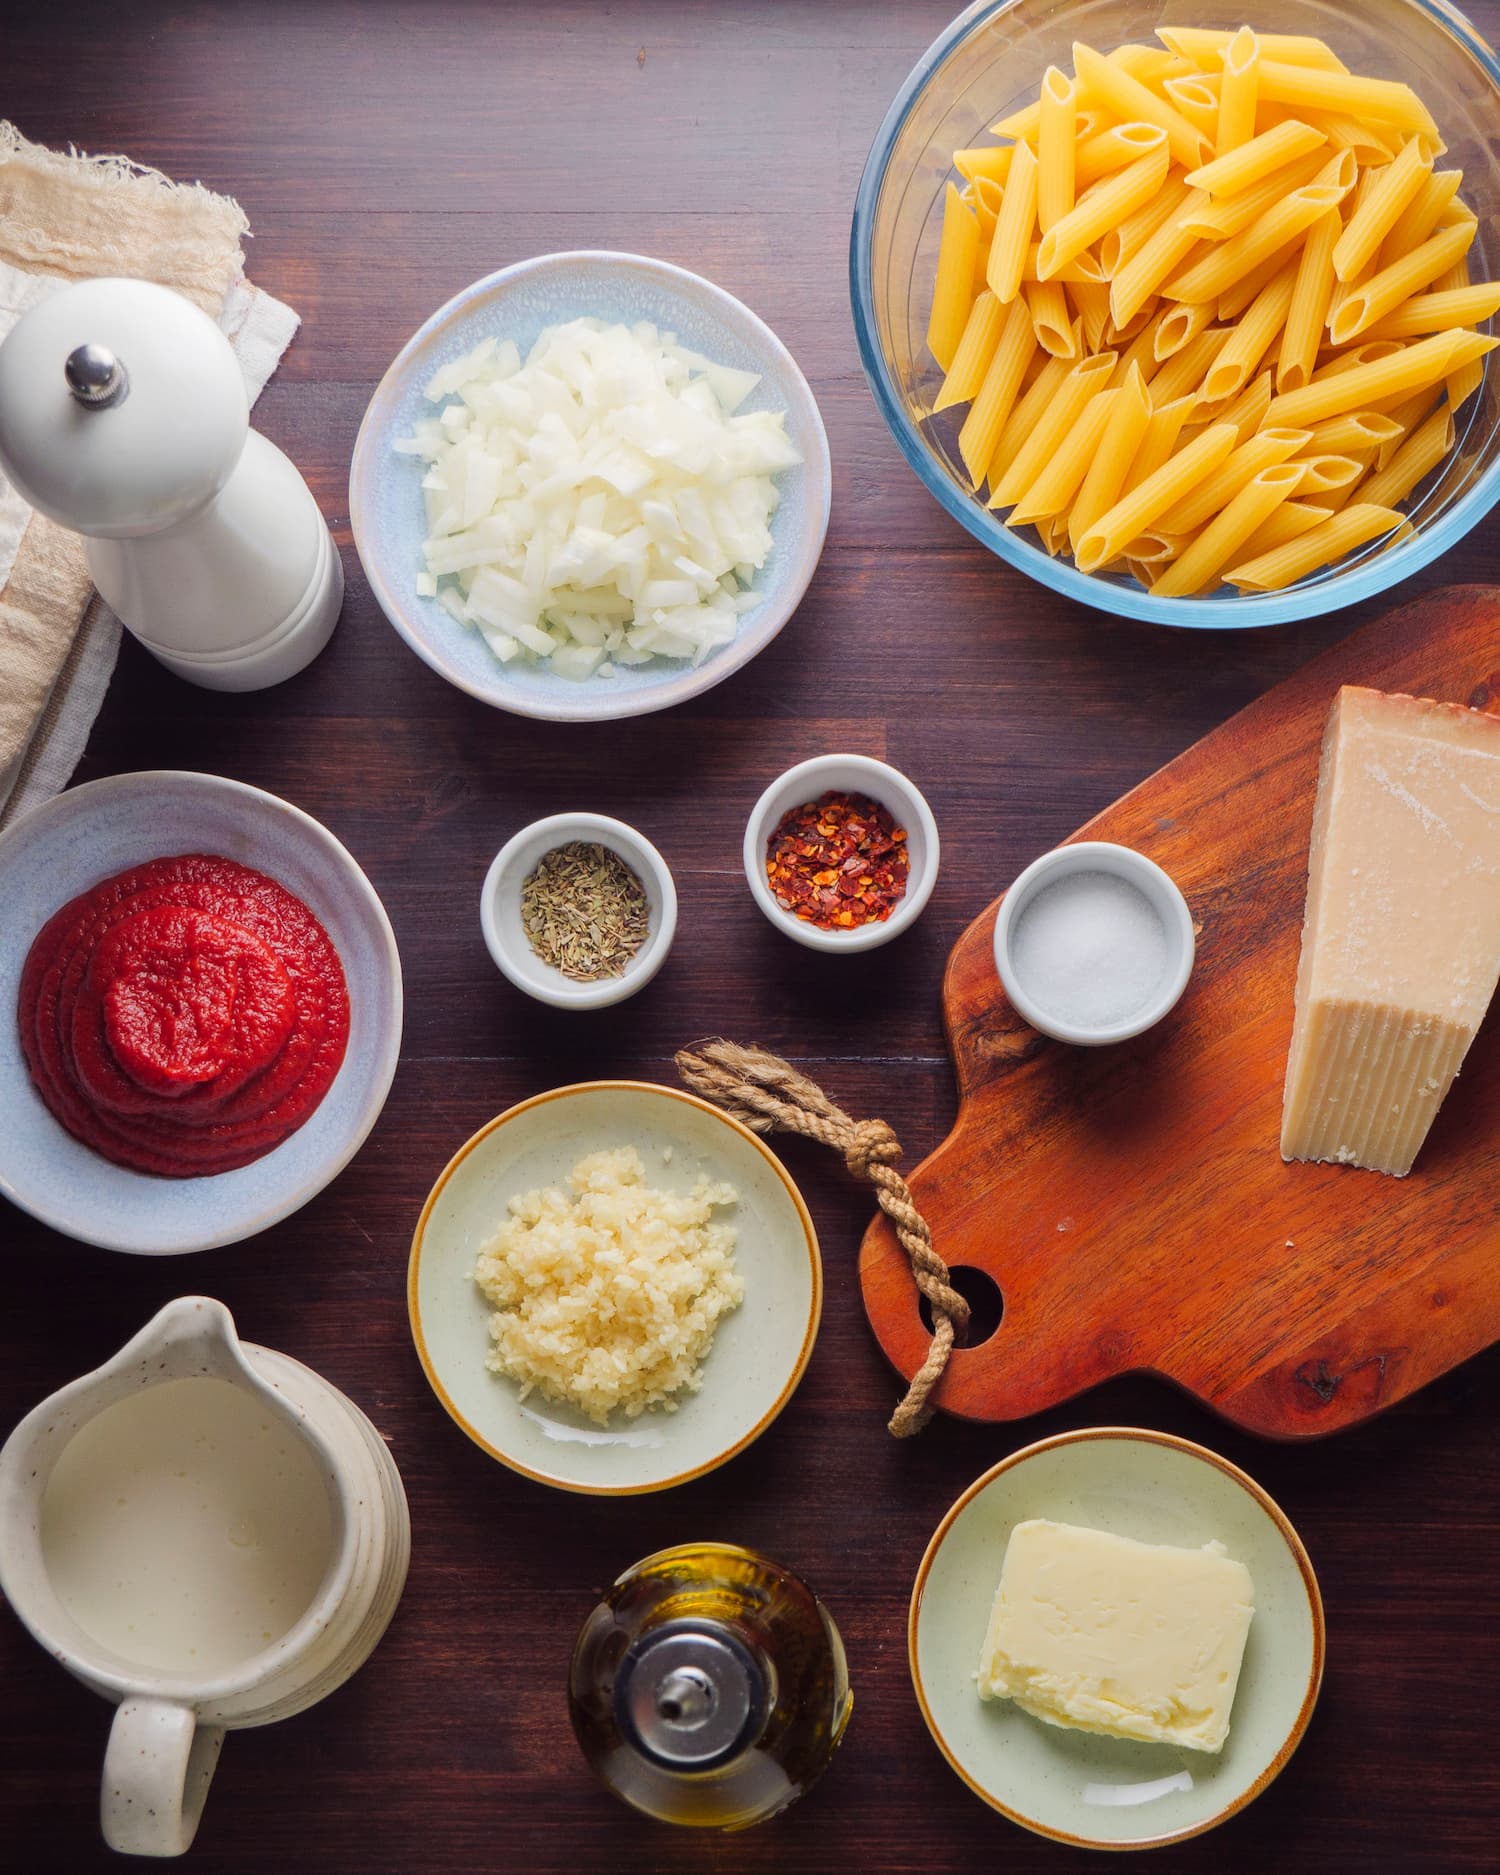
1158, 425, 1310, 532
1201, 265, 1297, 403
1223, 502, 1410, 588
1099, 177, 1191, 276
1037, 66, 1078, 234
1436, 253, 1473, 294
1026, 279, 1078, 356
1222, 369, 1274, 441
1234, 498, 1333, 560
1075, 121, 1168, 191
990, 350, 1117, 507
1254, 62, 1439, 138
1163, 74, 1221, 145
1110, 210, 1206, 327
1110, 313, 1167, 386
1151, 462, 1306, 594
928, 183, 980, 371
1037, 511, 1072, 556
1075, 421, 1238, 570
1021, 243, 1109, 285
1178, 149, 1336, 239
1075, 106, 1110, 142
989, 348, 1079, 489
1278, 207, 1340, 391
1070, 362, 1153, 549
1333, 135, 1436, 281
1073, 42, 1209, 168
987, 140, 1040, 304
1105, 296, 1162, 344
990, 100, 1042, 142
1114, 43, 1192, 83
1158, 27, 1348, 74
1150, 328, 1231, 405
1009, 387, 1119, 522
1378, 169, 1463, 266
1447, 355, 1486, 410
1311, 340, 1404, 379
1217, 251, 1291, 321
957, 298, 1038, 486
935, 291, 1005, 411
1187, 118, 1326, 196
1328, 218, 1478, 343
1166, 174, 1354, 303
1361, 404, 1455, 507
1375, 387, 1442, 466
1216, 26, 1260, 155
1296, 453, 1364, 494
1067, 279, 1113, 355
1304, 411, 1405, 453
954, 145, 1015, 185
1036, 144, 1171, 280
1121, 529, 1190, 564
1359, 282, 1500, 342
1155, 299, 1216, 359
1121, 394, 1195, 492
1296, 110, 1397, 161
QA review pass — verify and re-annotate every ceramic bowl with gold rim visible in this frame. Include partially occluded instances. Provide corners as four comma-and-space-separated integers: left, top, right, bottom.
407, 1081, 822, 1494
909, 1429, 1323, 1851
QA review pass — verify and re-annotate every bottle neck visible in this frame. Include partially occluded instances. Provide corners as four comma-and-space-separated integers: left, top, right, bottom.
613, 1618, 768, 1772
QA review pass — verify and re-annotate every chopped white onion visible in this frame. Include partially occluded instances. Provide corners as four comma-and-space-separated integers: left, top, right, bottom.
396, 318, 800, 679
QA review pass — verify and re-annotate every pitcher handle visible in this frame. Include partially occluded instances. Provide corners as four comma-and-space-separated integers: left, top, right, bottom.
101, 1696, 225, 1857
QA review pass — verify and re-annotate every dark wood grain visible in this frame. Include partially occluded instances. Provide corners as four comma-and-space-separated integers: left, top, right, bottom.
2, 3, 1498, 1870
862, 586, 1500, 1437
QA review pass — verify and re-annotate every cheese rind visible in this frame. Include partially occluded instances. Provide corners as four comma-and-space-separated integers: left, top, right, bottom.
976, 1519, 1255, 1753
1282, 685, 1500, 1176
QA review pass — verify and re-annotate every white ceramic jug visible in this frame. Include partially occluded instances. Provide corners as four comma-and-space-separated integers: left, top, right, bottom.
0, 277, 343, 690
0, 1297, 409, 1857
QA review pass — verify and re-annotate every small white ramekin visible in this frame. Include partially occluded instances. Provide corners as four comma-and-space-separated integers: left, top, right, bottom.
993, 841, 1195, 1046
743, 754, 939, 952
481, 812, 677, 1009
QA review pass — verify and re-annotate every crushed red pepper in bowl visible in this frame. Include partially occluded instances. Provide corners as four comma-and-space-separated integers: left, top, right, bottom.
765, 791, 909, 930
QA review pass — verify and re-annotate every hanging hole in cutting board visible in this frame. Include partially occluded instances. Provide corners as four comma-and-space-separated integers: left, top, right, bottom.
919, 1266, 1004, 1347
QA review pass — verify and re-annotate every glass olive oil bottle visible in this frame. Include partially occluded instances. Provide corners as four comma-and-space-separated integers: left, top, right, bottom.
568, 1542, 852, 1830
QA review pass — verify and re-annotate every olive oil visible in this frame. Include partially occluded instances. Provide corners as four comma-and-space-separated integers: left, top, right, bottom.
568, 1542, 852, 1830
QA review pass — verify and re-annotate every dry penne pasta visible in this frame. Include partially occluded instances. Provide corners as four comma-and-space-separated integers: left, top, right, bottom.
1223, 503, 1410, 589
1186, 119, 1325, 196
936, 292, 1005, 412
1151, 462, 1305, 594
1216, 27, 1260, 154
928, 183, 979, 372
924, 28, 1493, 598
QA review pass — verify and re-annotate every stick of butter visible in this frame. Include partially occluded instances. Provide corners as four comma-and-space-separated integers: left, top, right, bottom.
976, 1519, 1255, 1753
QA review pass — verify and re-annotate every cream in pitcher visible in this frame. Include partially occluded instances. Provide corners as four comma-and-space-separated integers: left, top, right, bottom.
0, 1297, 409, 1857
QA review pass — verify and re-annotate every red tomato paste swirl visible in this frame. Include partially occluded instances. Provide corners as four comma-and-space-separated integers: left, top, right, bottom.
19, 854, 350, 1178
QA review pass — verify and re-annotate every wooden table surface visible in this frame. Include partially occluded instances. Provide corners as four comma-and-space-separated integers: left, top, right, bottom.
4, 4, 1498, 1870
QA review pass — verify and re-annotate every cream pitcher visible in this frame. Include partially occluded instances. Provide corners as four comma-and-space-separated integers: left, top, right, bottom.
0, 1297, 410, 1857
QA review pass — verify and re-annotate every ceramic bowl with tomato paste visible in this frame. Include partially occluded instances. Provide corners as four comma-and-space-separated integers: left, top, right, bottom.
743, 754, 941, 953
0, 771, 402, 1255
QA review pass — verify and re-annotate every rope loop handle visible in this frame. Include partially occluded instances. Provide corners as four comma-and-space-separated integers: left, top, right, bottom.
675, 1039, 967, 1437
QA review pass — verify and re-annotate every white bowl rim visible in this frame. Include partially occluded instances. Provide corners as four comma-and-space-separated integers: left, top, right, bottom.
993, 840, 1196, 1044
849, 0, 1500, 629
908, 1425, 1327, 1851
349, 249, 833, 720
480, 811, 678, 1009
0, 769, 403, 1254
742, 752, 941, 952
406, 1079, 825, 1495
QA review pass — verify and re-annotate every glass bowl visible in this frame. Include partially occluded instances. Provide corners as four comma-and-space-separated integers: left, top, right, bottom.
850, 0, 1500, 627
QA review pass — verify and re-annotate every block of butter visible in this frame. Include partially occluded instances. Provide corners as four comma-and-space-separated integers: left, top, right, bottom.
1282, 685, 1500, 1177
977, 1519, 1255, 1753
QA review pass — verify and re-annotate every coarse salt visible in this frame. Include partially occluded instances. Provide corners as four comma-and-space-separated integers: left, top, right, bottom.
1009, 870, 1167, 1030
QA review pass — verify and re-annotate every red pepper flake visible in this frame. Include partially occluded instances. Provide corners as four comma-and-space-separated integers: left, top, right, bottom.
764, 791, 910, 931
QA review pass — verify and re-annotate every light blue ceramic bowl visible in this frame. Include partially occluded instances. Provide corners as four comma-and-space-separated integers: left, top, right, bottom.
851, 0, 1500, 627
0, 772, 403, 1255
350, 252, 832, 719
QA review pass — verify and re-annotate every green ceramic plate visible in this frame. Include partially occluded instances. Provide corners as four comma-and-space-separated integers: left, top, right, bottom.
909, 1429, 1324, 1850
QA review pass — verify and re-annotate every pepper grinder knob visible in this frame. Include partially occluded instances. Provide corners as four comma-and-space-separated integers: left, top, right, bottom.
64, 343, 128, 409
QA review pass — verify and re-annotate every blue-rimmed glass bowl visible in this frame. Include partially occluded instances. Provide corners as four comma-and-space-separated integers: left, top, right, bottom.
850, 0, 1500, 627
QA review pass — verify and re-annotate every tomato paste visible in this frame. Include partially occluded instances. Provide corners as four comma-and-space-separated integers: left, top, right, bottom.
19, 854, 350, 1177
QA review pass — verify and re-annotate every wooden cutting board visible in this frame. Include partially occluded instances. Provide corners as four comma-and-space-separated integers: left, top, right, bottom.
859, 585, 1500, 1440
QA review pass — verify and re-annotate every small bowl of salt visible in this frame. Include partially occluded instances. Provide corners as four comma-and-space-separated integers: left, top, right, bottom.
993, 842, 1195, 1047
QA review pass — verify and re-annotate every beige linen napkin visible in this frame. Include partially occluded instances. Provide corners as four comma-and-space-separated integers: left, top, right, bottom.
0, 123, 300, 827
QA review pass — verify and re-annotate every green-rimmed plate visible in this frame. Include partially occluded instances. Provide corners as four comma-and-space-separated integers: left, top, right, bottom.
909, 1428, 1324, 1850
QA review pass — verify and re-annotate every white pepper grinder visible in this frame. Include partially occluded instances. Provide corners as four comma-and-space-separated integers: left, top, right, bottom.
0, 276, 342, 690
